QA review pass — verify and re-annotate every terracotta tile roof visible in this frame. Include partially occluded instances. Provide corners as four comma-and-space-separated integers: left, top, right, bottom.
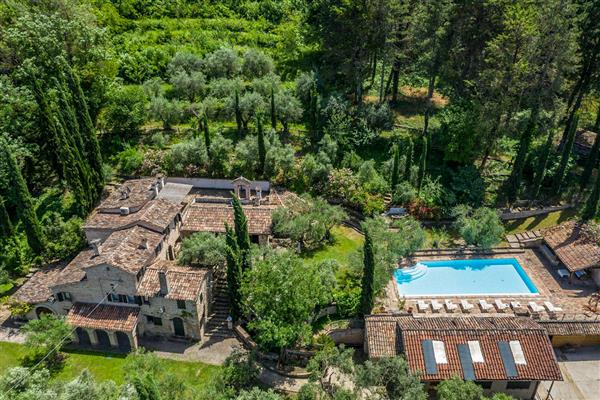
543, 221, 600, 272
97, 178, 157, 212
12, 267, 68, 304
67, 302, 139, 332
84, 199, 182, 233
136, 260, 209, 301
365, 315, 562, 382
539, 320, 600, 336
181, 203, 274, 235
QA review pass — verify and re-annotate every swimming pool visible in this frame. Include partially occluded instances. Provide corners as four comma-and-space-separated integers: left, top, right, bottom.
394, 258, 539, 297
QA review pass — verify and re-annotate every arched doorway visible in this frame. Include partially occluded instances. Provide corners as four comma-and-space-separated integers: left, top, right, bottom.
95, 329, 111, 348
115, 331, 132, 352
172, 317, 185, 337
35, 306, 54, 318
76, 328, 91, 346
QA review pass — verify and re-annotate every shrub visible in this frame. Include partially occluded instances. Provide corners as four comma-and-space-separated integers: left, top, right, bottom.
114, 145, 144, 175
178, 232, 227, 267
167, 138, 207, 175
242, 49, 274, 79
100, 84, 147, 136
452, 205, 504, 248
449, 165, 486, 207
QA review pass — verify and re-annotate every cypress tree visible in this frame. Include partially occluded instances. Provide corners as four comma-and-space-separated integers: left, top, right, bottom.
404, 137, 413, 182
532, 123, 555, 198
203, 112, 211, 155
582, 170, 600, 221
507, 107, 539, 202
359, 229, 375, 317
580, 105, 600, 190
270, 86, 276, 130
257, 115, 266, 176
391, 144, 400, 190
0, 138, 45, 253
554, 114, 579, 193
225, 224, 242, 320
0, 195, 13, 238
232, 194, 251, 270
66, 65, 104, 199
417, 135, 427, 192
308, 85, 320, 145
234, 90, 242, 136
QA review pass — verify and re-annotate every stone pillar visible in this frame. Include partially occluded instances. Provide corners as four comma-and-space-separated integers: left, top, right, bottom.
107, 331, 119, 348
129, 331, 138, 349
234, 185, 240, 198
87, 329, 98, 346
71, 330, 79, 344
244, 185, 251, 200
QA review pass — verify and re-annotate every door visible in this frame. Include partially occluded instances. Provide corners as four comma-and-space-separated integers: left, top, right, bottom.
172, 317, 185, 337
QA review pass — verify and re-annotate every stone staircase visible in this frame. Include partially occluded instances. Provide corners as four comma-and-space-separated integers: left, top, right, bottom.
204, 272, 235, 338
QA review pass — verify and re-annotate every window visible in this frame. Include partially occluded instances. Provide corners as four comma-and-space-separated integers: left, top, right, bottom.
177, 300, 187, 310
134, 296, 143, 306
143, 296, 151, 305
476, 381, 492, 389
145, 315, 163, 326
56, 292, 72, 302
506, 381, 530, 390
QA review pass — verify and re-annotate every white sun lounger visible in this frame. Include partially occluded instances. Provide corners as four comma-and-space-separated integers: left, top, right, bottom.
417, 300, 429, 313
494, 299, 508, 312
510, 301, 522, 310
557, 269, 569, 278
479, 299, 493, 312
445, 300, 458, 312
460, 299, 474, 312
529, 302, 544, 313
431, 300, 443, 312
543, 301, 563, 313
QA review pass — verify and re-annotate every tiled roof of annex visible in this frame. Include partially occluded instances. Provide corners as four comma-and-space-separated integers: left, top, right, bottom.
67, 302, 140, 332
13, 226, 163, 304
84, 198, 182, 233
97, 178, 157, 212
136, 260, 209, 301
539, 319, 600, 336
543, 221, 600, 272
365, 315, 562, 382
181, 203, 275, 235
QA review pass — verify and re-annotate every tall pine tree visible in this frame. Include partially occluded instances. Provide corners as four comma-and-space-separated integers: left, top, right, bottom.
582, 170, 600, 221
580, 104, 600, 190
359, 229, 375, 317
417, 136, 427, 192
554, 114, 579, 193
0, 195, 13, 238
257, 115, 266, 176
225, 224, 242, 320
232, 194, 251, 270
391, 144, 400, 190
404, 137, 413, 182
0, 137, 45, 253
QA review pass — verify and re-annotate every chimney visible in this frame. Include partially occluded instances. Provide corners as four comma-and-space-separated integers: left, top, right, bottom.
158, 271, 169, 296
90, 239, 101, 256
120, 206, 130, 215
138, 238, 148, 250
154, 184, 159, 197
120, 186, 130, 199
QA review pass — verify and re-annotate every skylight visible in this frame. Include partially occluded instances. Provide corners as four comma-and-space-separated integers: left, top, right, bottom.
509, 341, 526, 365
432, 340, 447, 364
468, 340, 484, 363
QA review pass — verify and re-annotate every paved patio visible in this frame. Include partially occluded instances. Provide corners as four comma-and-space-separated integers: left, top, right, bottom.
380, 248, 599, 320
538, 346, 600, 400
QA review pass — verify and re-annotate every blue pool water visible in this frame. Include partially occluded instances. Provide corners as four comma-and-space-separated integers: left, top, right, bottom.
394, 258, 539, 297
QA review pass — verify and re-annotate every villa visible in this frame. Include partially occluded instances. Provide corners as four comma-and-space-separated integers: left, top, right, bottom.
365, 315, 562, 400
12, 176, 279, 350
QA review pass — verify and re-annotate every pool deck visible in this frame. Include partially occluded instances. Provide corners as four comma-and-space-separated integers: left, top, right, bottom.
380, 248, 599, 321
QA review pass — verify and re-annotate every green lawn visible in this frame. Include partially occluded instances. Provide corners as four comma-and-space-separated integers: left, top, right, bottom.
0, 342, 220, 388
301, 226, 363, 268
504, 209, 577, 235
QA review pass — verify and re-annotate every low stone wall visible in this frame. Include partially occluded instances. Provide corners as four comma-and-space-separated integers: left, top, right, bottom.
326, 328, 364, 346
500, 204, 573, 221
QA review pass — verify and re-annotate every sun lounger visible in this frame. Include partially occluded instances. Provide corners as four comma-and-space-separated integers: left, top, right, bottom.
479, 299, 493, 312
529, 302, 543, 313
543, 301, 563, 313
494, 299, 508, 312
557, 269, 569, 278
460, 299, 474, 312
445, 300, 458, 312
510, 301, 522, 310
417, 300, 429, 313
431, 300, 443, 312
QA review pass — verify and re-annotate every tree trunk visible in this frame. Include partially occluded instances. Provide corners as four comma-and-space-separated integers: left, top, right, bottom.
379, 57, 386, 103
582, 168, 600, 221
370, 51, 378, 87
532, 123, 555, 198
507, 105, 540, 202
554, 115, 579, 193
580, 104, 600, 190
391, 67, 400, 102
421, 74, 436, 139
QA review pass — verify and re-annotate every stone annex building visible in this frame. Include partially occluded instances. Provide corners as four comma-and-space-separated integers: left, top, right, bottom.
13, 176, 279, 351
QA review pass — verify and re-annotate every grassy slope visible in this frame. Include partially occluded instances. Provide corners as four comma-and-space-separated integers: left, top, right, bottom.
0, 342, 220, 388
301, 226, 363, 268
504, 209, 578, 235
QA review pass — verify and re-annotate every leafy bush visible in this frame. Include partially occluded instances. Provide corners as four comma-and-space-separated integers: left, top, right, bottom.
41, 213, 85, 261
452, 205, 504, 248
449, 165, 485, 207
114, 145, 144, 174
167, 138, 208, 175
178, 232, 227, 267
242, 49, 274, 78
100, 84, 147, 136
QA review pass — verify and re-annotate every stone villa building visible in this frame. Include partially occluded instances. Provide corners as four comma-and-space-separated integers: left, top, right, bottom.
13, 176, 279, 351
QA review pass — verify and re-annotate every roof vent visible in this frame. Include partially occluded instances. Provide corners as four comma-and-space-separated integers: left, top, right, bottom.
120, 187, 130, 199
138, 238, 148, 250
120, 206, 130, 215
